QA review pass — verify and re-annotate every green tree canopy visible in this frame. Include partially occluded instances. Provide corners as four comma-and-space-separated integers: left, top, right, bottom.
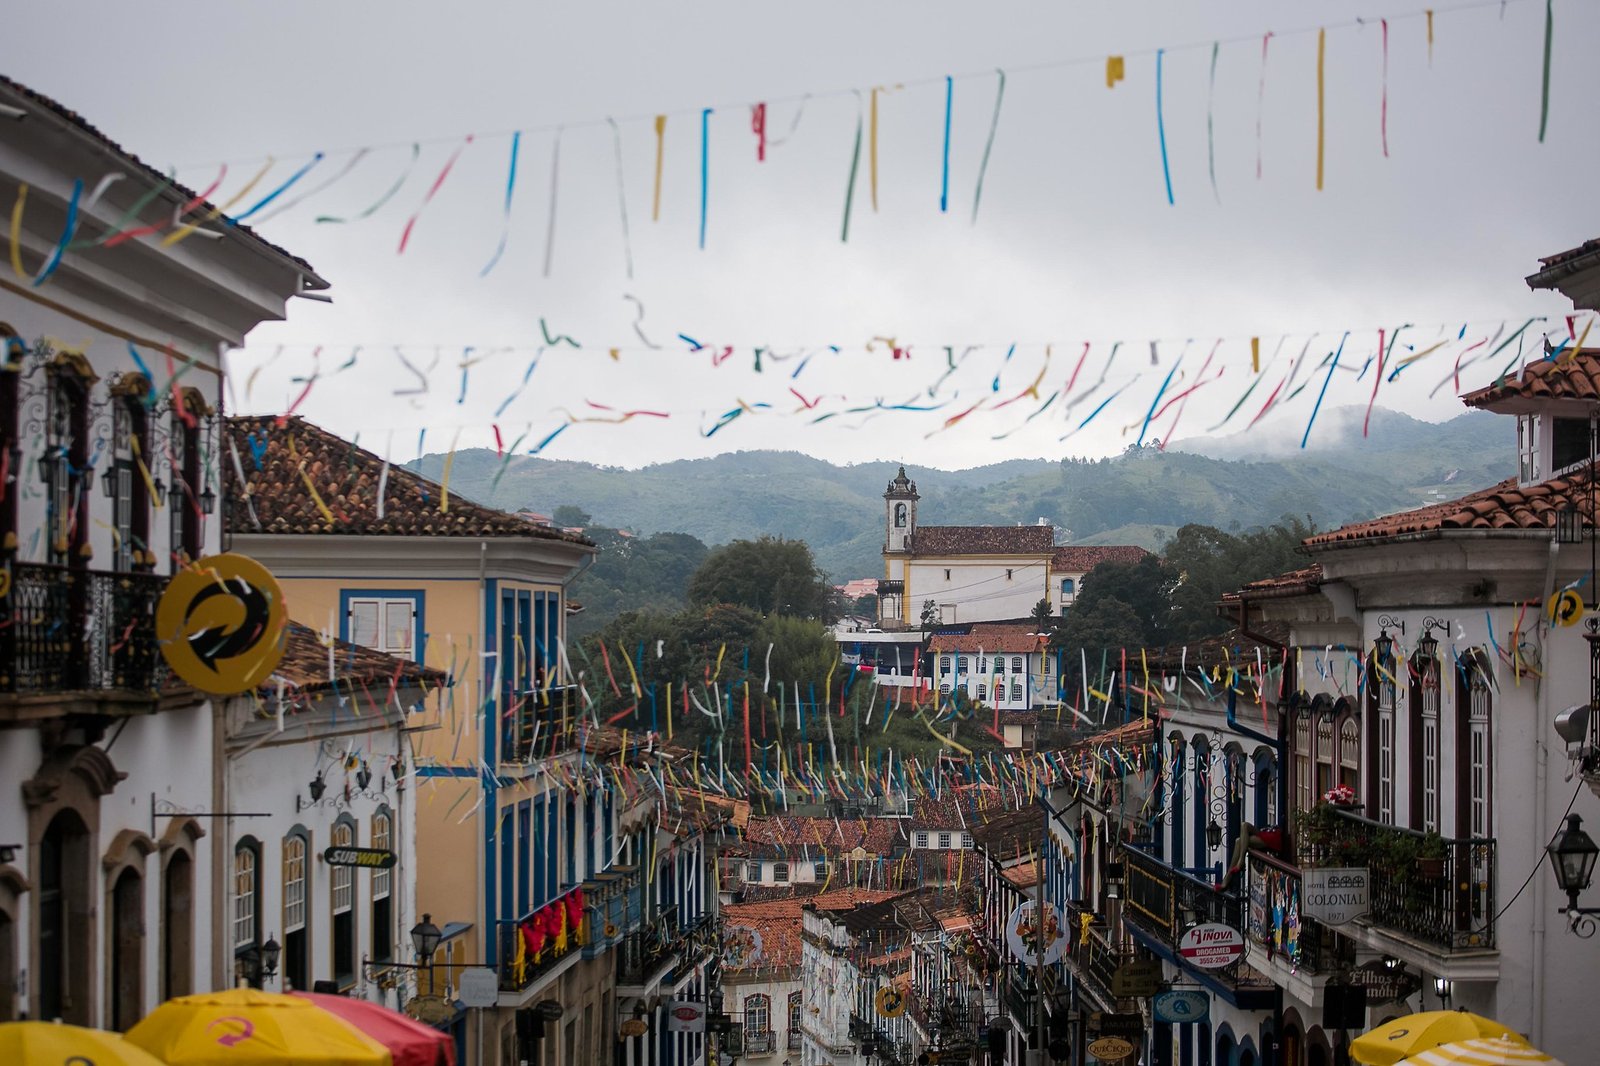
551, 504, 591, 526
686, 536, 838, 621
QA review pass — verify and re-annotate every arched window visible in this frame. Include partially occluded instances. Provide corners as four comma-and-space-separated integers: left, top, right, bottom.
1338, 712, 1361, 792
371, 808, 394, 964
745, 993, 771, 1035
939, 656, 951, 674
168, 390, 206, 567
162, 848, 194, 999
0, 326, 23, 556
1410, 647, 1441, 832
1367, 647, 1397, 824
773, 862, 789, 884
976, 684, 987, 703
894, 503, 907, 527
108, 865, 143, 1030
1314, 702, 1336, 800
1009, 682, 1022, 703
1060, 578, 1076, 601
1456, 651, 1493, 840
233, 837, 261, 987
108, 386, 151, 572
1011, 656, 1023, 673
330, 816, 357, 987
956, 656, 968, 674
282, 829, 310, 991
46, 361, 92, 567
788, 991, 803, 1048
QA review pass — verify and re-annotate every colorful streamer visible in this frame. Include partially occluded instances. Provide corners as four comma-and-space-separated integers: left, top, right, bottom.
30, 179, 82, 287
1379, 19, 1390, 158
1538, 0, 1553, 143
256, 149, 370, 225
651, 115, 667, 222
542, 129, 562, 277
608, 118, 634, 279
869, 88, 881, 212
321, 145, 421, 225
1155, 50, 1174, 205
398, 136, 472, 254
165, 158, 275, 246
842, 93, 864, 243
480, 132, 521, 278
971, 69, 1006, 224
1302, 332, 1348, 448
233, 152, 325, 222
939, 76, 952, 213
1256, 32, 1273, 180
1316, 28, 1326, 191
699, 108, 711, 250
1207, 42, 1221, 204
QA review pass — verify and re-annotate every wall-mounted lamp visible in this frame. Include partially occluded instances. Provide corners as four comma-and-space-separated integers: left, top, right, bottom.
0, 843, 19, 864
200, 485, 217, 515
1433, 977, 1452, 1006
1206, 819, 1223, 851
356, 761, 372, 791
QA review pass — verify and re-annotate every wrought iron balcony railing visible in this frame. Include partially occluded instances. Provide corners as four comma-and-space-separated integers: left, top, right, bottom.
1245, 851, 1355, 975
1063, 900, 1127, 1005
1121, 842, 1243, 944
501, 684, 580, 764
0, 563, 167, 697
787, 1029, 802, 1050
497, 884, 589, 993
1297, 805, 1497, 951
742, 1030, 776, 1054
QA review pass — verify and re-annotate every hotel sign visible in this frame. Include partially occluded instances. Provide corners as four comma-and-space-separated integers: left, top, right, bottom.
1301, 867, 1370, 926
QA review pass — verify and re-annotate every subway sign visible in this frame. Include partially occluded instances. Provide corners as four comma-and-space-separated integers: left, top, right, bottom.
323, 846, 397, 869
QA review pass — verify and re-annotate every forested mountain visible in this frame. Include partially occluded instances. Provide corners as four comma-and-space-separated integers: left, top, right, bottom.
411, 407, 1511, 583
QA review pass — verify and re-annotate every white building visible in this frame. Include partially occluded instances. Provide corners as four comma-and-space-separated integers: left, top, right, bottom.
0, 74, 324, 1028
221, 621, 437, 1005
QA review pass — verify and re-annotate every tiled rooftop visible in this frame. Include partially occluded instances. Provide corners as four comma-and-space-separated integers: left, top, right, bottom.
225, 415, 593, 545
1050, 544, 1150, 572
1229, 565, 1324, 599
742, 815, 903, 859
929, 623, 1044, 655
909, 525, 1055, 556
1303, 466, 1598, 547
0, 75, 325, 285
1461, 348, 1600, 410
270, 620, 444, 694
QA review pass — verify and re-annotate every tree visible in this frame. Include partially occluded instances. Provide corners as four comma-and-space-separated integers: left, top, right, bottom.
551, 504, 591, 526
920, 599, 939, 633
686, 536, 838, 621
1029, 597, 1055, 634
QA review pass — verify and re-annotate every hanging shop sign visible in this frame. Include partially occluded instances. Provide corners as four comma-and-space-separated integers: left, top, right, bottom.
1349, 960, 1423, 1005
666, 1000, 706, 1033
1111, 960, 1163, 998
1176, 924, 1245, 970
456, 968, 498, 1008
1301, 867, 1370, 926
1087, 1035, 1138, 1062
1004, 899, 1068, 966
156, 552, 288, 694
323, 846, 397, 869
1089, 1012, 1145, 1037
875, 986, 907, 1019
619, 1018, 650, 1038
1153, 990, 1211, 1025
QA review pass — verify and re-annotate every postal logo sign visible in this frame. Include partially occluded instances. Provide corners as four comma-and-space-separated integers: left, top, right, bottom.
156, 553, 288, 695
1177, 923, 1244, 969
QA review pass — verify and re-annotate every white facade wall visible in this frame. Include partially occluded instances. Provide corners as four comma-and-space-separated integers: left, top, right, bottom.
223, 710, 414, 1006
905, 558, 1050, 626
930, 649, 1052, 709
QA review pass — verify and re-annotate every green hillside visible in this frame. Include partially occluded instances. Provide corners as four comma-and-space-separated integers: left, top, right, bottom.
411, 408, 1513, 582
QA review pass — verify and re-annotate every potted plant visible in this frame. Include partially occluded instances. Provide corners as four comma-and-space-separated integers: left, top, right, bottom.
1415, 831, 1448, 879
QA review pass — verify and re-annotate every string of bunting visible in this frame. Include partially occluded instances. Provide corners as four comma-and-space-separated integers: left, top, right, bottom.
225, 312, 1593, 456
5, 0, 1566, 284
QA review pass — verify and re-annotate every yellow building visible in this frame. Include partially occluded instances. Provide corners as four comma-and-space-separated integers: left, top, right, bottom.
224, 415, 655, 1065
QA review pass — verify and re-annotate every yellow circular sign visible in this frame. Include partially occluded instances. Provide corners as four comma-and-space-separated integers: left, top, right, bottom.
874, 986, 906, 1019
156, 553, 288, 694
1549, 588, 1585, 627
1088, 1036, 1137, 1061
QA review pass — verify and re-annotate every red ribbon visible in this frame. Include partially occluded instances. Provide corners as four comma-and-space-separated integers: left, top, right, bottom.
751, 103, 767, 161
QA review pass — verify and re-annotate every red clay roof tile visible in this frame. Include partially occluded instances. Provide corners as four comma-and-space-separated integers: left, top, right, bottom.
1461, 348, 1600, 410
910, 525, 1054, 556
1050, 545, 1149, 571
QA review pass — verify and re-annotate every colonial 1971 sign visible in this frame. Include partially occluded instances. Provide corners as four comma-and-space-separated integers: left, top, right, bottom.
1177, 924, 1244, 969
1301, 867, 1370, 925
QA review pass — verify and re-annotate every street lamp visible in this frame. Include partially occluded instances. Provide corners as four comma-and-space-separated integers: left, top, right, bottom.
1547, 814, 1600, 931
1416, 626, 1439, 664
1206, 819, 1223, 852
411, 913, 442, 993
260, 936, 281, 980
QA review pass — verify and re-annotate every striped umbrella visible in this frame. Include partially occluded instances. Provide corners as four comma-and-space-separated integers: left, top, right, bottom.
1402, 1036, 1564, 1065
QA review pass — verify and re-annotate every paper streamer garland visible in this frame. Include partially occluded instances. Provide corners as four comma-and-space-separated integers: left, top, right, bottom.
480, 132, 521, 277
1156, 50, 1174, 205
398, 135, 472, 254
971, 69, 1007, 224
939, 76, 953, 213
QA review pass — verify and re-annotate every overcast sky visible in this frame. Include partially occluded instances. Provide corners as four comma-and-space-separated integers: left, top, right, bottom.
8, 0, 1596, 468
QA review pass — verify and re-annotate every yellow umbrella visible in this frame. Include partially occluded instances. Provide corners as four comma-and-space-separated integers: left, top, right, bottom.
1351, 1012, 1529, 1066
126, 988, 392, 1065
0, 1021, 172, 1066
1402, 1036, 1564, 1065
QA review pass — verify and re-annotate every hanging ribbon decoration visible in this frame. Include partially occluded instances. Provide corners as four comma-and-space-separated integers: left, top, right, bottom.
651, 115, 667, 223
751, 102, 768, 161
607, 119, 635, 280
1155, 50, 1174, 205
1379, 19, 1391, 158
939, 76, 953, 213
233, 152, 326, 223
842, 93, 864, 243
1538, 0, 1554, 143
318, 144, 419, 224
971, 69, 1006, 224
480, 132, 522, 278
869, 88, 882, 212
542, 129, 563, 278
1207, 42, 1221, 204
1316, 28, 1327, 191
398, 135, 473, 254
1256, 32, 1273, 180
699, 108, 711, 250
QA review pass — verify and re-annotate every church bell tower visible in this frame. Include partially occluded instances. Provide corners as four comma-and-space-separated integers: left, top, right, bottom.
884, 465, 919, 553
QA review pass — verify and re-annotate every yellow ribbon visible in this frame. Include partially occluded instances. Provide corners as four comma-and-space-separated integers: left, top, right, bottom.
1316, 29, 1327, 192
1106, 56, 1126, 88
651, 116, 666, 222
164, 157, 275, 247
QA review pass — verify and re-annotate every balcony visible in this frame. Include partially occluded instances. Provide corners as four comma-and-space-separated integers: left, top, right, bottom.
1297, 805, 1497, 952
0, 563, 167, 699
742, 1030, 776, 1054
787, 1029, 802, 1051
501, 684, 579, 764
1120, 843, 1276, 1006
497, 884, 588, 994
876, 579, 904, 595
1063, 900, 1127, 1007
1244, 851, 1355, 976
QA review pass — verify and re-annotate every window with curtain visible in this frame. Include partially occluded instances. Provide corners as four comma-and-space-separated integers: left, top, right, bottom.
1457, 652, 1493, 840
282, 832, 309, 990
1293, 711, 1313, 813
1338, 714, 1361, 792
234, 842, 258, 953
330, 819, 356, 986
1411, 652, 1441, 832
788, 992, 803, 1048
745, 994, 771, 1035
371, 809, 393, 963
1369, 650, 1398, 824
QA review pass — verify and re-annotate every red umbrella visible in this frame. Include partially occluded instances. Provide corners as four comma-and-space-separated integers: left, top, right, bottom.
292, 993, 455, 1066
